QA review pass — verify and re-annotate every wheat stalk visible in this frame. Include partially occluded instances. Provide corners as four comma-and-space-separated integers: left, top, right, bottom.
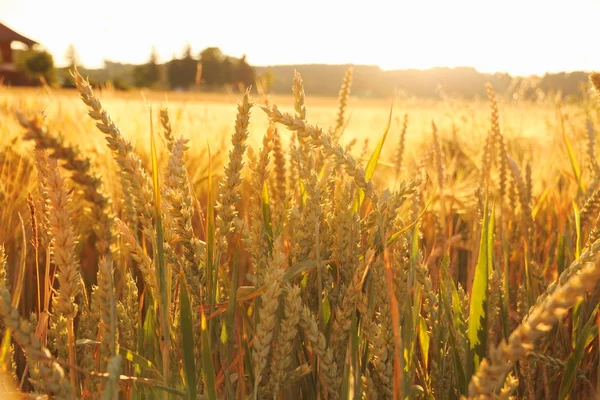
468, 248, 600, 398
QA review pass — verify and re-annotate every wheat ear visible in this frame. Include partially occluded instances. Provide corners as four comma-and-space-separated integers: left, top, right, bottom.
468, 248, 600, 398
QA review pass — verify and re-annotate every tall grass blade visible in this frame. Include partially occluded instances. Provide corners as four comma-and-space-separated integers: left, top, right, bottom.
573, 201, 581, 259
402, 223, 421, 397
200, 309, 217, 400
559, 106, 584, 194
150, 108, 171, 393
179, 271, 197, 400
440, 257, 467, 395
141, 302, 160, 399
357, 103, 393, 207
418, 315, 430, 372
221, 243, 239, 399
261, 181, 273, 254
467, 199, 492, 377
0, 214, 27, 368
206, 144, 216, 311
558, 304, 599, 399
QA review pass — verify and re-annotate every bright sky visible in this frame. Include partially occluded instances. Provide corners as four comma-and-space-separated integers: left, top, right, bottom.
0, 0, 598, 76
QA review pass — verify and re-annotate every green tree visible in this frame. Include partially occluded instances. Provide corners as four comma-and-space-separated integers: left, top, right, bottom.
234, 55, 255, 89
179, 43, 197, 89
182, 42, 193, 59
199, 47, 224, 87
22, 49, 56, 84
167, 44, 198, 90
134, 46, 162, 88
221, 56, 234, 85
145, 46, 162, 86
166, 54, 182, 89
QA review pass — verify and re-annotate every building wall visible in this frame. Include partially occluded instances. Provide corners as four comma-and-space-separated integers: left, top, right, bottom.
0, 70, 37, 86
0, 42, 12, 63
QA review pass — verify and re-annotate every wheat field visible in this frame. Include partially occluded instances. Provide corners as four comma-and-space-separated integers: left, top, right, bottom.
0, 69, 600, 400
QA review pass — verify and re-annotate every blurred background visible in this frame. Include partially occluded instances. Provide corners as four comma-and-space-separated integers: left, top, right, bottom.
0, 0, 598, 100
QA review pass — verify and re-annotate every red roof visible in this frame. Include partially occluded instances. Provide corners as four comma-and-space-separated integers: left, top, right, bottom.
0, 22, 37, 46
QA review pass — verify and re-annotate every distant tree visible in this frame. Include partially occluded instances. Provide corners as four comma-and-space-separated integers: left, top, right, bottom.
234, 55, 255, 89
166, 44, 198, 90
539, 71, 589, 100
166, 54, 182, 89
132, 66, 145, 87
221, 56, 235, 85
182, 43, 193, 59
180, 43, 197, 88
199, 47, 224, 87
110, 77, 132, 91
133, 46, 162, 88
65, 44, 81, 70
22, 49, 56, 84
146, 46, 162, 85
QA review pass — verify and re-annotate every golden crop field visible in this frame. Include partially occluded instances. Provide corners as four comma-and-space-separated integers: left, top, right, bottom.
1, 70, 600, 400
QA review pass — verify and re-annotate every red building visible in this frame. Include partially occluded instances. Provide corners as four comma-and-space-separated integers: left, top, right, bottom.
0, 22, 38, 85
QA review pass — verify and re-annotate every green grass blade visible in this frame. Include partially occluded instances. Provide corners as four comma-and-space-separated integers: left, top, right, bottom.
282, 259, 318, 281
558, 304, 599, 400
487, 207, 495, 272
365, 103, 393, 182
572, 299, 583, 350
559, 106, 584, 194
0, 330, 12, 371
341, 310, 358, 400
1, 215, 28, 368
150, 108, 171, 389
418, 315, 430, 372
467, 198, 492, 377
558, 228, 566, 275
180, 271, 197, 400
262, 181, 273, 254
140, 302, 160, 399
402, 223, 421, 396
77, 339, 162, 378
573, 201, 581, 259
501, 226, 511, 341
206, 144, 216, 311
221, 242, 240, 398
441, 257, 467, 394
532, 186, 549, 219
203, 143, 218, 399
358, 103, 393, 207
142, 304, 159, 371
386, 195, 433, 248
120, 347, 162, 379
12, 214, 27, 308
200, 309, 217, 400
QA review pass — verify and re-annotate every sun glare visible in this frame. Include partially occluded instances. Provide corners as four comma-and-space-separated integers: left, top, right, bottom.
0, 0, 598, 75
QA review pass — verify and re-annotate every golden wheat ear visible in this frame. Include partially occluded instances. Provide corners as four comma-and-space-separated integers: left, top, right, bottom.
469, 250, 600, 398
334, 67, 353, 141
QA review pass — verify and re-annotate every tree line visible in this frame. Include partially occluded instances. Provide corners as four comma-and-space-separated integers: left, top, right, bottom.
11, 44, 596, 101
255, 64, 595, 102
129, 45, 256, 90
14, 44, 258, 92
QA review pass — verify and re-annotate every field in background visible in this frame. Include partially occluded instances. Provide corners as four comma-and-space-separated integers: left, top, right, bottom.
1, 84, 586, 214
1, 84, 578, 166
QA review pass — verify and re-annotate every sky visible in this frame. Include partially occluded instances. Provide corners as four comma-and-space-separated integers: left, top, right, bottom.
0, 0, 598, 76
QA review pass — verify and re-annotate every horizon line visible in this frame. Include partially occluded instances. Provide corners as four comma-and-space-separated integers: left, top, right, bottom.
61, 59, 595, 79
